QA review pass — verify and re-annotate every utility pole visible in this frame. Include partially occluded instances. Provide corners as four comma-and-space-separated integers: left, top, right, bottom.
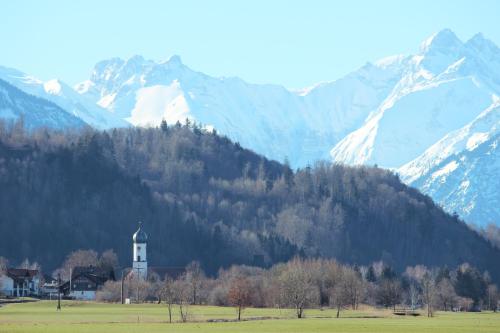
121, 269, 125, 304
57, 273, 61, 311
69, 268, 72, 295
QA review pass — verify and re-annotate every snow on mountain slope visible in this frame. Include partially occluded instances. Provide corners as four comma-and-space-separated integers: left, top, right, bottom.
75, 55, 405, 166
330, 29, 500, 168
399, 100, 500, 183
0, 79, 86, 130
0, 66, 128, 129
396, 100, 499, 226
405, 133, 499, 226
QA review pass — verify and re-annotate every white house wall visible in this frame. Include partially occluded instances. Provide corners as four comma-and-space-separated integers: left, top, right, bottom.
0, 275, 14, 296
69, 290, 96, 300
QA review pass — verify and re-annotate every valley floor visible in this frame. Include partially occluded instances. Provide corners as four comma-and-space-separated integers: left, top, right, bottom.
0, 301, 499, 333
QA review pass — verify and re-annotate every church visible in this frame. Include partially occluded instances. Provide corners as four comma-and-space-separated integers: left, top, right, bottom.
65, 222, 184, 300
132, 222, 148, 279
129, 222, 185, 281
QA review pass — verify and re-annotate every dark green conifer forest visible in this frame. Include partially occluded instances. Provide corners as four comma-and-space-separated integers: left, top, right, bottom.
0, 120, 499, 280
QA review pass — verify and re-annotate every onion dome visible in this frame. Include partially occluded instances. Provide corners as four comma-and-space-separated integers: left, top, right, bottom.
133, 222, 148, 243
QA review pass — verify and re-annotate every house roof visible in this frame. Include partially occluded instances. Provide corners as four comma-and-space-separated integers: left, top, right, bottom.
71, 266, 115, 281
61, 266, 115, 292
43, 274, 57, 283
7, 268, 39, 282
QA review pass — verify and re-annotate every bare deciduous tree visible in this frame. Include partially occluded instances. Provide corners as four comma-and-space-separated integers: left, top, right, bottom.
96, 280, 122, 302
185, 261, 205, 305
161, 276, 176, 323
376, 279, 402, 311
127, 274, 152, 303
227, 277, 252, 321
174, 276, 191, 322
457, 297, 474, 312
329, 269, 350, 318
421, 273, 437, 317
60, 249, 99, 280
487, 284, 499, 312
436, 278, 457, 311
343, 267, 364, 310
98, 249, 119, 271
279, 259, 320, 318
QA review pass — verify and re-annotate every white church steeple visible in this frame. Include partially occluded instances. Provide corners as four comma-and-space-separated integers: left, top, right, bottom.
132, 221, 148, 279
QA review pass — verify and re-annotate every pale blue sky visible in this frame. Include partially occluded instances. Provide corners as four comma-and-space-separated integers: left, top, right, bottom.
2, 0, 499, 88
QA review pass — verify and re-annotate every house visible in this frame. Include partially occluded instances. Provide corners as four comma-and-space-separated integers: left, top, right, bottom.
0, 274, 13, 296
61, 266, 115, 300
40, 275, 59, 299
0, 268, 40, 297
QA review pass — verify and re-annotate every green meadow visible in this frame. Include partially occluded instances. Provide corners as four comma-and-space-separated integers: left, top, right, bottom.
1, 301, 499, 333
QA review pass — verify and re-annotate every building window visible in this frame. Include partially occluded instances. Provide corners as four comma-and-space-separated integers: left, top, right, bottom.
137, 246, 141, 250
137, 255, 141, 261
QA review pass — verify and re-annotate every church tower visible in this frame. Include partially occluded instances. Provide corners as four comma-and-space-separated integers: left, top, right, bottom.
132, 222, 148, 279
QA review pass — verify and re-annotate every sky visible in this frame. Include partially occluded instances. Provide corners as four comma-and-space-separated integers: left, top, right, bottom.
2, 0, 500, 88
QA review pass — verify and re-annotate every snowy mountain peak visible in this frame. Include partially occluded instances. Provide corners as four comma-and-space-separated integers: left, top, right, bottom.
420, 29, 462, 54
330, 29, 500, 172
164, 54, 183, 67
127, 54, 146, 64
91, 57, 125, 79
466, 33, 500, 56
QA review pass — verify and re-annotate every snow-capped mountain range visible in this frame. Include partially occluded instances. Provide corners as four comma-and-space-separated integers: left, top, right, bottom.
330, 29, 500, 168
72, 54, 401, 166
0, 66, 128, 129
0, 29, 498, 226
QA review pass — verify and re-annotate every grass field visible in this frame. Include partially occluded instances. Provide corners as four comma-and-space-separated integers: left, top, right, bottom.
1, 301, 499, 333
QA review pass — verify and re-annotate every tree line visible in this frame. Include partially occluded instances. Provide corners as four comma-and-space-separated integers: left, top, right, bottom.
92, 256, 499, 321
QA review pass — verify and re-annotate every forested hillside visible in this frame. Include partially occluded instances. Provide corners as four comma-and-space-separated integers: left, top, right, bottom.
0, 120, 499, 280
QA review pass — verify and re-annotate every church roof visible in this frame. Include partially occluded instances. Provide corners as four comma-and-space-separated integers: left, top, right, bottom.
133, 222, 148, 243
149, 266, 185, 280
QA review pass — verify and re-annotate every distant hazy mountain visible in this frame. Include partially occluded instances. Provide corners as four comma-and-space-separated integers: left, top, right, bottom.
0, 78, 86, 130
